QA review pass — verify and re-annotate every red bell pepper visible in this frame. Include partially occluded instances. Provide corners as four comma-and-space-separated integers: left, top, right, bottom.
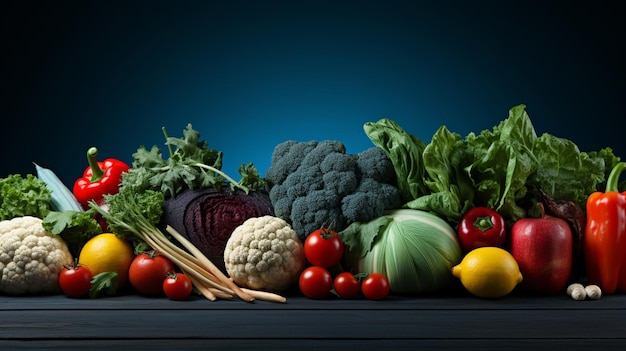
73, 147, 130, 209
584, 161, 626, 294
457, 206, 506, 251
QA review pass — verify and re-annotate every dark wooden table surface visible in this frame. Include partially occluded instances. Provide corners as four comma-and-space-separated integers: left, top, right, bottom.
1, 289, 625, 350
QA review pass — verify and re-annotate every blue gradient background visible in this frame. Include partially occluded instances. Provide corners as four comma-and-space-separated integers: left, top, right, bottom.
3, 1, 624, 186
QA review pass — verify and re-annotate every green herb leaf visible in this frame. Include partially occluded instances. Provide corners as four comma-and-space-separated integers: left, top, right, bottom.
125, 124, 261, 198
89, 271, 119, 298
237, 162, 267, 192
102, 189, 164, 247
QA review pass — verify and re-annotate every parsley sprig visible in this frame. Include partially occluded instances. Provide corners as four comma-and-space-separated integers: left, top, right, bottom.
121, 124, 266, 198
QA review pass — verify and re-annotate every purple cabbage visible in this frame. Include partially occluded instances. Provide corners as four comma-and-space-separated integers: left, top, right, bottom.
161, 188, 274, 273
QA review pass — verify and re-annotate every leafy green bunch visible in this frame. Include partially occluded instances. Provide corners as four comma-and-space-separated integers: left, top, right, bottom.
366, 104, 620, 224
120, 124, 265, 198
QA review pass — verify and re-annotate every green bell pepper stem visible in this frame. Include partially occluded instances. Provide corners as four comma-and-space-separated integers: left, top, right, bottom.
87, 147, 105, 182
606, 162, 626, 192
474, 216, 494, 232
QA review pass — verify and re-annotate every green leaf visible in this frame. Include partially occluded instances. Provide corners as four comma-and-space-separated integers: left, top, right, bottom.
531, 134, 606, 210
89, 271, 119, 298
41, 210, 102, 257
587, 147, 621, 192
497, 103, 537, 154
339, 216, 393, 258
237, 162, 267, 192
132, 145, 165, 169
410, 126, 474, 222
363, 118, 428, 202
166, 123, 221, 168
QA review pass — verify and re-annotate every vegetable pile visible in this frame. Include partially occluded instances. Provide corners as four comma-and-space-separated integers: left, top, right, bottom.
1, 103, 623, 303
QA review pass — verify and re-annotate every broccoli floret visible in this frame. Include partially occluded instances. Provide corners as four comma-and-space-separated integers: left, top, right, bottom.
265, 140, 402, 240
355, 147, 397, 183
266, 140, 319, 185
341, 178, 401, 222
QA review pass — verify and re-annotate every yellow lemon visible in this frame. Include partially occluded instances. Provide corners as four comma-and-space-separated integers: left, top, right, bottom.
78, 233, 134, 286
452, 247, 523, 298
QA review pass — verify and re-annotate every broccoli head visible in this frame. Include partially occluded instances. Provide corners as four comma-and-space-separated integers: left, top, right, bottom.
265, 140, 402, 240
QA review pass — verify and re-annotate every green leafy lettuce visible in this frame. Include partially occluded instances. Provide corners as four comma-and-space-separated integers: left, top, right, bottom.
366, 104, 619, 224
363, 118, 428, 202
0, 174, 51, 220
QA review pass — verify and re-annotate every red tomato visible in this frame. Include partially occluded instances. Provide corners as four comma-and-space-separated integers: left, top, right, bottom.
163, 272, 193, 301
59, 263, 93, 298
304, 228, 344, 268
129, 250, 176, 296
361, 273, 390, 300
299, 266, 333, 299
333, 272, 360, 299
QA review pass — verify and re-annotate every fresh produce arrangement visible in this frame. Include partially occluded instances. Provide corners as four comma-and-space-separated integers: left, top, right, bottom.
0, 104, 624, 304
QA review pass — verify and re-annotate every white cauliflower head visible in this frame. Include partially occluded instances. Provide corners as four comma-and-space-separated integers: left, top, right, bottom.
224, 215, 306, 292
0, 216, 73, 295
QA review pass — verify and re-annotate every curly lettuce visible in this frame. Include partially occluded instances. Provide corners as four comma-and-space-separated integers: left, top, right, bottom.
0, 174, 51, 220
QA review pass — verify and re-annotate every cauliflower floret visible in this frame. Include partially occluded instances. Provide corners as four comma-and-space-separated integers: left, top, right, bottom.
0, 216, 73, 295
223, 216, 306, 292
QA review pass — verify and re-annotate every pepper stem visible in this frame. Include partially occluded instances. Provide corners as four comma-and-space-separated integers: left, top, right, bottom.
87, 147, 105, 182
606, 162, 626, 192
473, 215, 494, 232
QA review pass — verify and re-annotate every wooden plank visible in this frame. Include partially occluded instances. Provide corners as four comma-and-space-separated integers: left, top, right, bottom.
2, 293, 625, 350
1, 339, 625, 351
1, 308, 624, 340
2, 293, 625, 311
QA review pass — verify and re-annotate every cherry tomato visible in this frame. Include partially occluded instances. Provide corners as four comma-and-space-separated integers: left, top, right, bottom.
333, 272, 360, 299
163, 272, 193, 301
129, 250, 176, 296
299, 266, 333, 299
304, 228, 344, 268
59, 262, 93, 298
361, 273, 390, 300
